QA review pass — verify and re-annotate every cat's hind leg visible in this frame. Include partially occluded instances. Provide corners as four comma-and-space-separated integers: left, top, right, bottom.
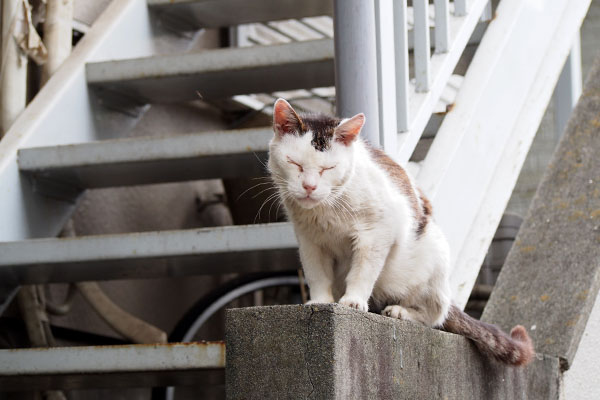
381, 276, 450, 327
382, 304, 439, 326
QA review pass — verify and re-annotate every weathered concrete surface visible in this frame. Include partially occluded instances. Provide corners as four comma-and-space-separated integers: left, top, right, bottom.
226, 304, 560, 400
482, 54, 600, 369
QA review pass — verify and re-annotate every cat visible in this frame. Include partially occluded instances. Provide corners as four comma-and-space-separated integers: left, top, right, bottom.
268, 98, 534, 366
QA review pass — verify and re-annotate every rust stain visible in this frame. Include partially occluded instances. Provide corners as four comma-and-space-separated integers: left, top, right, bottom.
520, 245, 536, 254
556, 200, 569, 209
544, 338, 555, 345
577, 290, 589, 301
566, 315, 581, 327
510, 295, 518, 302
445, 103, 455, 113
540, 294, 550, 302
568, 210, 585, 221
590, 209, 600, 219
574, 195, 587, 205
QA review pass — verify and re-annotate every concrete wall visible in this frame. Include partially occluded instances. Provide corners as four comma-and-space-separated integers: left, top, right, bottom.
563, 291, 600, 399
227, 304, 561, 400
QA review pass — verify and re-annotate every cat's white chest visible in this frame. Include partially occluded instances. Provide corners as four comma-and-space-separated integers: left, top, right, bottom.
292, 209, 355, 258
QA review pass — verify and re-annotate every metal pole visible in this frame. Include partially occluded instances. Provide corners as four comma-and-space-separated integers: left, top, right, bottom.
333, 0, 380, 147
42, 0, 74, 85
0, 0, 27, 136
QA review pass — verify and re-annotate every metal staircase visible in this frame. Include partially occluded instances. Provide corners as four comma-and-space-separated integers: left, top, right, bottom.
0, 0, 592, 394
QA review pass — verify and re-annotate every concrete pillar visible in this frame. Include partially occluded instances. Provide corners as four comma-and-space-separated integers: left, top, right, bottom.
226, 304, 560, 399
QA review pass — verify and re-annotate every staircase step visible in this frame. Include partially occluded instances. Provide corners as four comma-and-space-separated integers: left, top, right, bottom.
18, 128, 271, 192
148, 0, 332, 29
0, 342, 224, 391
0, 223, 298, 285
86, 39, 334, 103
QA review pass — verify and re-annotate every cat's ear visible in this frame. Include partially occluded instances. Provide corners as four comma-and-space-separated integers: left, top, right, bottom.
335, 113, 365, 146
273, 98, 303, 138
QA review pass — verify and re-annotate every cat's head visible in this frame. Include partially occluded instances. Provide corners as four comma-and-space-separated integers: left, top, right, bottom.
268, 98, 365, 209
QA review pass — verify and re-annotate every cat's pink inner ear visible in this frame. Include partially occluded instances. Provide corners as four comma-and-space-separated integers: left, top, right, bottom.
273, 98, 302, 137
335, 113, 365, 146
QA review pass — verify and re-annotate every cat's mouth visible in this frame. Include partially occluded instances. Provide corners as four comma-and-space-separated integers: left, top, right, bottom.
296, 195, 320, 207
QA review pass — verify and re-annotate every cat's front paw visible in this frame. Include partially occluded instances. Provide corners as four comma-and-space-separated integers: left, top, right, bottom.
339, 295, 369, 312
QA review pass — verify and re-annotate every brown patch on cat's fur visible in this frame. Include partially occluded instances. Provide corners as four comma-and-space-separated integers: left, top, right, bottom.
417, 189, 432, 235
300, 113, 341, 152
368, 146, 431, 236
443, 305, 534, 366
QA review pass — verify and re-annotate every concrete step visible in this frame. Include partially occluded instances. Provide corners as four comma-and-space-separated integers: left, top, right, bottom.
86, 39, 334, 103
0, 223, 298, 286
18, 128, 271, 195
0, 341, 224, 391
148, 0, 332, 29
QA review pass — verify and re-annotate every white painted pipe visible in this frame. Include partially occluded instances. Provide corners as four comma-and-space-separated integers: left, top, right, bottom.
1, 0, 27, 137
333, 0, 380, 146
42, 0, 74, 85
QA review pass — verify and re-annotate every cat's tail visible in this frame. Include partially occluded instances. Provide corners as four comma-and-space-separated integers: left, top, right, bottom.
442, 305, 534, 366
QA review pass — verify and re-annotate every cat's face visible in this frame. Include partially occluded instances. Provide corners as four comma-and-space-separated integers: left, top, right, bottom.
268, 99, 365, 209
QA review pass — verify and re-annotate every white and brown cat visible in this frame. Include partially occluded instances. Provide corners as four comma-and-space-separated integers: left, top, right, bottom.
268, 98, 533, 366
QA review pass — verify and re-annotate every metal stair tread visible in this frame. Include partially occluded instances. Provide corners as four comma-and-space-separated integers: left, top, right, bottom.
0, 341, 224, 391
18, 128, 272, 189
86, 39, 334, 103
0, 223, 298, 285
148, 0, 333, 29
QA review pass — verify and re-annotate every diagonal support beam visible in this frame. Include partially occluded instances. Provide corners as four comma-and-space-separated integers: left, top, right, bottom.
417, 0, 592, 307
482, 54, 600, 370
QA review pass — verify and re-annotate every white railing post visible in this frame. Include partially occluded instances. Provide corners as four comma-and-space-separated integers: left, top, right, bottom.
413, 0, 431, 92
554, 32, 582, 139
394, 0, 409, 133
375, 0, 397, 154
333, 0, 380, 147
434, 0, 450, 53
455, 0, 469, 17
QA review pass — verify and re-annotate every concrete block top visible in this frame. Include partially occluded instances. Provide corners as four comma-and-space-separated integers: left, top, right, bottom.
226, 304, 559, 400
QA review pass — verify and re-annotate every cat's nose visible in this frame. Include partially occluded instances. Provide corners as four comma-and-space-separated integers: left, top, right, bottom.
303, 182, 317, 195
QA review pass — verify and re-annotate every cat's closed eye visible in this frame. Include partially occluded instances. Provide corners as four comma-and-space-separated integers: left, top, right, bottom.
287, 157, 303, 172
319, 166, 336, 175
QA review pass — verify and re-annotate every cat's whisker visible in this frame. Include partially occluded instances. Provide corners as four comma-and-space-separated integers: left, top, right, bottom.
252, 152, 269, 170
267, 191, 285, 220
250, 186, 278, 199
236, 181, 276, 201
254, 192, 280, 223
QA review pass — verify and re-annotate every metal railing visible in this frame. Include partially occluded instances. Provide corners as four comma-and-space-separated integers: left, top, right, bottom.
335, 0, 492, 163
